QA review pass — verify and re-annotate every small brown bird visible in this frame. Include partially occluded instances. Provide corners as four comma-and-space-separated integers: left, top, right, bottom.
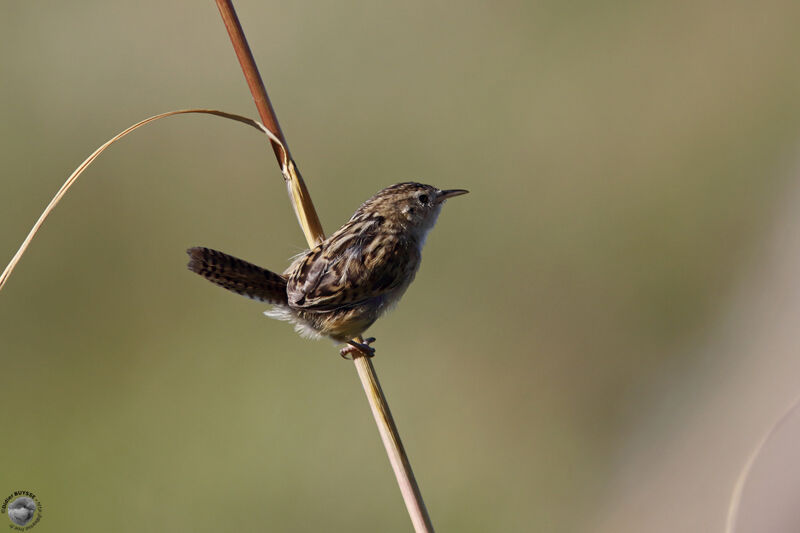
187, 182, 467, 357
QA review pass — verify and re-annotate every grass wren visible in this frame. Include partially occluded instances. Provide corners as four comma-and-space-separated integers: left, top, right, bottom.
187, 182, 468, 357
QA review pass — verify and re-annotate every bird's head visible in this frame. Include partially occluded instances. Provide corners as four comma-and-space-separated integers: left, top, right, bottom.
361, 182, 468, 239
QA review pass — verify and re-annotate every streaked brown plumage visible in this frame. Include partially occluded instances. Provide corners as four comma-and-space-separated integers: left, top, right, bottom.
187, 182, 467, 357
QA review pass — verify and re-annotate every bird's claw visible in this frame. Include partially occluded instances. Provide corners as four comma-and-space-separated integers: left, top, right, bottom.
340, 337, 376, 359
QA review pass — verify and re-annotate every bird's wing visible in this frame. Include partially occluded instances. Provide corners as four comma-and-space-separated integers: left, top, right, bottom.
286, 217, 415, 312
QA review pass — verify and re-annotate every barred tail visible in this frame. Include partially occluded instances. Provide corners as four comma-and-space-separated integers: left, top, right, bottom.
186, 247, 288, 305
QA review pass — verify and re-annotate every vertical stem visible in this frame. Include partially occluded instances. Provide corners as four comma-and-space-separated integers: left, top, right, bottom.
215, 0, 288, 162
353, 355, 435, 532
214, 2, 434, 531
215, 0, 324, 244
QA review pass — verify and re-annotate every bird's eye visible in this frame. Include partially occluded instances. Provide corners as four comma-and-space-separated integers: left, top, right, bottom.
418, 194, 429, 205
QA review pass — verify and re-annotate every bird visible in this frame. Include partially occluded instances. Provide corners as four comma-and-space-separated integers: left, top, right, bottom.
7, 498, 36, 527
187, 182, 468, 358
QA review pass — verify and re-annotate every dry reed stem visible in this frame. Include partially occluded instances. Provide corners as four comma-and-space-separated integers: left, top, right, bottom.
354, 356, 435, 532
214, 1, 435, 531
0, 109, 273, 293
725, 394, 800, 533
215, 0, 324, 246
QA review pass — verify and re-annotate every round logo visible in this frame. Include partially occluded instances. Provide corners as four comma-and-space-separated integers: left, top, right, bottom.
2, 491, 42, 530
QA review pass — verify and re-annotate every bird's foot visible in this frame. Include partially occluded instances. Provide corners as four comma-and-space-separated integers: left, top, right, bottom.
340, 337, 376, 359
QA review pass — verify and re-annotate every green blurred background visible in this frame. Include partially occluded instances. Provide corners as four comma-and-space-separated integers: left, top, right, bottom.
2, 1, 800, 532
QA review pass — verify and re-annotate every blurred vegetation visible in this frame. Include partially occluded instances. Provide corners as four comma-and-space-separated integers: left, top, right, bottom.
2, 1, 800, 532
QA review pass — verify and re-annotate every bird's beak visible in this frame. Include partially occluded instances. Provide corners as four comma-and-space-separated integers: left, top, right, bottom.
435, 189, 469, 203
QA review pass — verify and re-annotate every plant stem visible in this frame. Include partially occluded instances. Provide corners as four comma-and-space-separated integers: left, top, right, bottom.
215, 0, 324, 244
215, 1, 287, 162
353, 355, 435, 532
213, 2, 434, 531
